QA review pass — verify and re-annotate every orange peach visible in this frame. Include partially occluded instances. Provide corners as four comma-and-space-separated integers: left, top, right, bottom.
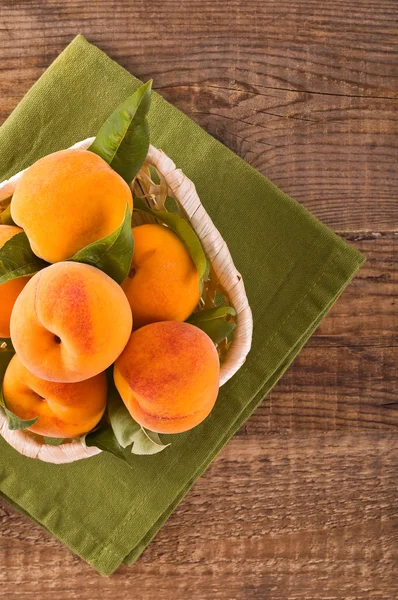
114, 321, 220, 434
0, 225, 30, 338
10, 261, 132, 383
122, 224, 201, 329
2, 354, 107, 438
11, 149, 133, 263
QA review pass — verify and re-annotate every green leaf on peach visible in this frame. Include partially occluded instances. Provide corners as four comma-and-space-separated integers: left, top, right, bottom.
187, 306, 236, 344
130, 427, 170, 456
84, 422, 132, 467
70, 204, 134, 284
107, 386, 140, 448
108, 385, 169, 455
134, 197, 207, 280
0, 232, 48, 284
88, 81, 152, 183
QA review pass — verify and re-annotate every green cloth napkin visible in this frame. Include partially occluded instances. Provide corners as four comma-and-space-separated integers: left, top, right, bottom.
0, 35, 364, 575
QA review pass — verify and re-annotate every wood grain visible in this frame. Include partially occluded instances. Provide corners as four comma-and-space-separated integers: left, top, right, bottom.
309, 233, 397, 347
1, 434, 397, 599
0, 0, 397, 232
0, 0, 396, 598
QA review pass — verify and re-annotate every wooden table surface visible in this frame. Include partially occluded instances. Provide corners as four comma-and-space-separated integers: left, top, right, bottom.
0, 1, 397, 598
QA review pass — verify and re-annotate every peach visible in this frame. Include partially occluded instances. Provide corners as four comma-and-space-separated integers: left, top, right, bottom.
0, 225, 30, 338
10, 261, 132, 383
2, 354, 107, 438
122, 224, 201, 329
11, 149, 133, 263
114, 321, 220, 434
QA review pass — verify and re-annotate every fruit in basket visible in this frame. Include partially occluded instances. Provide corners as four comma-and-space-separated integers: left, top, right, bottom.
0, 225, 30, 338
2, 354, 107, 438
114, 321, 220, 433
122, 224, 201, 329
10, 261, 132, 383
11, 149, 133, 263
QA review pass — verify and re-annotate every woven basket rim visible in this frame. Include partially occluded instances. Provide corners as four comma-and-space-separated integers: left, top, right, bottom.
0, 138, 253, 463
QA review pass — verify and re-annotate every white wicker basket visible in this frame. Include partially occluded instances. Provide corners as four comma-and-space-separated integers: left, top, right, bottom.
0, 138, 253, 463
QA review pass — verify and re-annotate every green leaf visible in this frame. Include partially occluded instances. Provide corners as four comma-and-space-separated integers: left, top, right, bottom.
0, 346, 39, 431
0, 231, 48, 285
108, 384, 169, 455
202, 259, 211, 283
108, 386, 140, 447
43, 437, 64, 446
0, 205, 16, 225
84, 422, 132, 467
70, 205, 134, 284
134, 197, 207, 280
187, 306, 236, 344
2, 406, 38, 431
130, 427, 170, 456
88, 81, 152, 183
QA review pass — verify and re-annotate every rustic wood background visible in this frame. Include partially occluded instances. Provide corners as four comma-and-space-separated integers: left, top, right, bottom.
0, 1, 397, 598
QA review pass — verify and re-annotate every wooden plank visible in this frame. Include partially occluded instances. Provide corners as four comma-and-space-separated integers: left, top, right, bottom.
249, 345, 398, 434
166, 91, 398, 232
0, 1, 396, 231
310, 233, 397, 347
0, 433, 397, 599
